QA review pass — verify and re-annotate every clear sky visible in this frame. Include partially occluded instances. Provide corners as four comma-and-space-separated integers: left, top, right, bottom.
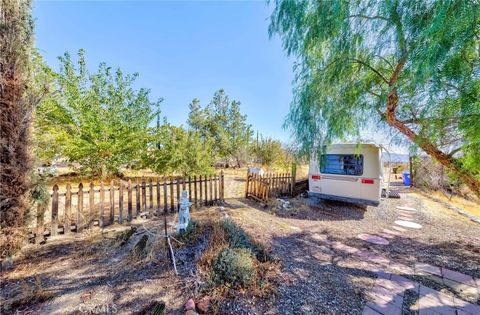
33, 0, 294, 142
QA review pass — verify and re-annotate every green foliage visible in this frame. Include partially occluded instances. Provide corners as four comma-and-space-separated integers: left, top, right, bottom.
142, 122, 214, 176
35, 50, 157, 177
212, 248, 256, 288
221, 219, 261, 254
270, 0, 480, 186
188, 89, 253, 165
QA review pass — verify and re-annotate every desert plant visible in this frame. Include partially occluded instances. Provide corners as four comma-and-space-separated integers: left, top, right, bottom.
212, 248, 256, 288
221, 219, 261, 256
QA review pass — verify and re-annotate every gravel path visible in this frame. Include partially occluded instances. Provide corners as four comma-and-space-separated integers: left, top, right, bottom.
225, 191, 480, 314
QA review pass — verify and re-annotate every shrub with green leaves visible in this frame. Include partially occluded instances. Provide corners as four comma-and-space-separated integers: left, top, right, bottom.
212, 248, 256, 288
221, 219, 259, 253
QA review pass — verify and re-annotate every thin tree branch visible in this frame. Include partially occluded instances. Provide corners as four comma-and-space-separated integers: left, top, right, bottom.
351, 58, 389, 84
348, 14, 389, 21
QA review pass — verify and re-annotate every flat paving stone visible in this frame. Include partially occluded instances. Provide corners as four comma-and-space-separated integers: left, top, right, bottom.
377, 232, 394, 239
362, 306, 382, 315
416, 263, 442, 277
392, 226, 407, 232
357, 233, 390, 245
366, 296, 402, 315
396, 206, 417, 211
441, 267, 476, 287
383, 228, 402, 236
395, 220, 422, 229
398, 216, 414, 221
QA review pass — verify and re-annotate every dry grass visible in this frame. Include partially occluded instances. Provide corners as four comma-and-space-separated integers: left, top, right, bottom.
427, 190, 480, 217
194, 218, 280, 314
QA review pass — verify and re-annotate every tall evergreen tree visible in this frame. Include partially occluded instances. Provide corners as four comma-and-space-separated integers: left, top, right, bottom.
0, 0, 35, 257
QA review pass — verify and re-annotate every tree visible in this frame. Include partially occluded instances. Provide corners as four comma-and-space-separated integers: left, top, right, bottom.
35, 50, 157, 177
187, 89, 252, 166
270, 0, 480, 197
142, 121, 214, 175
0, 0, 35, 257
251, 136, 284, 168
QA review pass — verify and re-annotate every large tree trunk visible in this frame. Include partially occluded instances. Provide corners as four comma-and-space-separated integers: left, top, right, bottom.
0, 0, 34, 258
386, 89, 480, 198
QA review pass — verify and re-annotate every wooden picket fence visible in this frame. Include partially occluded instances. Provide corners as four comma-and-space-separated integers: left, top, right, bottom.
245, 172, 294, 203
31, 172, 224, 241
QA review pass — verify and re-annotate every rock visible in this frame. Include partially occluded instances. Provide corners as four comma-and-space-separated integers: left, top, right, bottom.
196, 296, 210, 314
218, 206, 225, 212
185, 298, 195, 311
185, 310, 199, 315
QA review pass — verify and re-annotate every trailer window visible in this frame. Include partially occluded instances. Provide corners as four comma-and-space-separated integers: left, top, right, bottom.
320, 154, 364, 176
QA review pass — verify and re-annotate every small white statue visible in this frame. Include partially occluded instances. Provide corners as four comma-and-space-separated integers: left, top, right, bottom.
176, 190, 192, 234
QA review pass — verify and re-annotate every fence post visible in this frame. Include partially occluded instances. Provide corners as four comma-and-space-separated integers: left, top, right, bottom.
51, 185, 59, 236
141, 177, 146, 214
209, 175, 213, 205
128, 179, 132, 222
170, 177, 174, 212
214, 175, 218, 203
291, 164, 297, 196
89, 182, 94, 226
163, 177, 168, 213
199, 175, 203, 208
119, 181, 124, 224
220, 170, 225, 202
65, 184, 71, 235
136, 178, 141, 216
156, 178, 161, 215
77, 183, 83, 232
194, 175, 198, 207
245, 170, 249, 198
110, 180, 115, 224
188, 176, 192, 203
204, 174, 208, 206
182, 175, 186, 191
176, 177, 180, 210
149, 178, 153, 215
99, 182, 105, 227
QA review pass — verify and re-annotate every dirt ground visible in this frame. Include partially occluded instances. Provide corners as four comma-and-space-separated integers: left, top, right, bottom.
1, 181, 479, 314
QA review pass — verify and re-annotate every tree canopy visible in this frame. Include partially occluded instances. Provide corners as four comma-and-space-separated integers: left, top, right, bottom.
187, 89, 253, 166
270, 0, 480, 196
35, 50, 157, 177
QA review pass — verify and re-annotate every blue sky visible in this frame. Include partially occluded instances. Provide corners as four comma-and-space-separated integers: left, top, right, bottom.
33, 0, 294, 142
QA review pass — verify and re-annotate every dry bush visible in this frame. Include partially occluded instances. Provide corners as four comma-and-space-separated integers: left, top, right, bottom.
196, 219, 280, 313
212, 248, 256, 288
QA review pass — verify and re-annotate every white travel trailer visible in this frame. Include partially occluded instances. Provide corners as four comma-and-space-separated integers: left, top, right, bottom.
308, 143, 383, 206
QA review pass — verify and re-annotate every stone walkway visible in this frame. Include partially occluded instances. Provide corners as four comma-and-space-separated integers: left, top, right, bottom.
346, 198, 480, 314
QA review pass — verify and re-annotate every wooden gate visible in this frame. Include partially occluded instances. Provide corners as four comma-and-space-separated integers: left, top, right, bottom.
245, 172, 293, 203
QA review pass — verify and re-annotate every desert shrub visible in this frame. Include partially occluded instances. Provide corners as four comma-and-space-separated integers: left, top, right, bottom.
175, 220, 203, 244
212, 248, 256, 288
221, 219, 260, 253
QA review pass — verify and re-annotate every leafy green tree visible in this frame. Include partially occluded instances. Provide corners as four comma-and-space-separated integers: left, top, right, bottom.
187, 89, 253, 166
143, 121, 214, 175
251, 136, 284, 167
35, 50, 157, 177
270, 0, 480, 196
